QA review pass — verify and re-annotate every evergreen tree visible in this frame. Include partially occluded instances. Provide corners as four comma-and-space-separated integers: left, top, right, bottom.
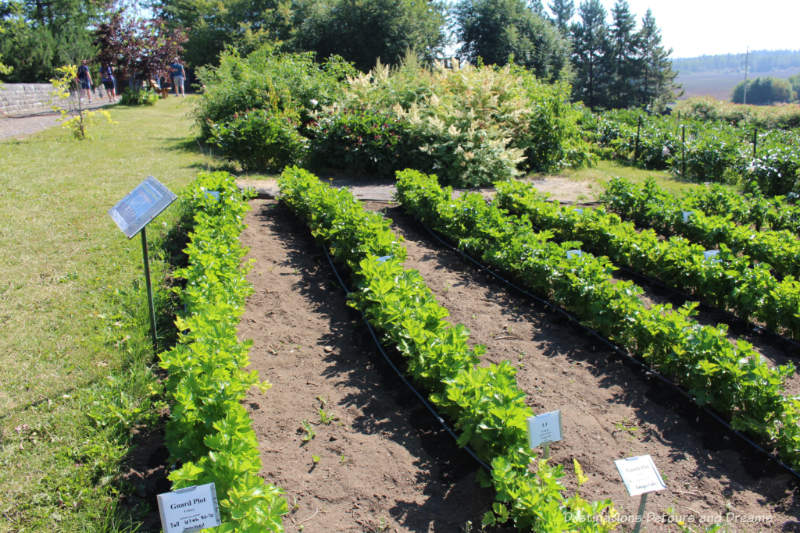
607, 0, 637, 108
454, 0, 570, 82
571, 0, 607, 107
528, 0, 545, 16
634, 8, 678, 108
548, 0, 573, 35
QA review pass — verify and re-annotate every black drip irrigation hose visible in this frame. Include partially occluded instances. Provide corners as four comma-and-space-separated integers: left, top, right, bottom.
611, 263, 800, 355
320, 247, 492, 473
534, 198, 800, 353
413, 219, 800, 483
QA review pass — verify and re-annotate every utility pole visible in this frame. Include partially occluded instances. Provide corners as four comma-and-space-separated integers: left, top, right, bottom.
743, 47, 750, 105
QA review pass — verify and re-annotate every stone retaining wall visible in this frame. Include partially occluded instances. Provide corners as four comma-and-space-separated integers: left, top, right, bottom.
0, 83, 56, 117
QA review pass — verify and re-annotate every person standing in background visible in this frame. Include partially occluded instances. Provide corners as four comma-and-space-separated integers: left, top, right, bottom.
77, 60, 93, 102
169, 58, 185, 97
100, 63, 116, 102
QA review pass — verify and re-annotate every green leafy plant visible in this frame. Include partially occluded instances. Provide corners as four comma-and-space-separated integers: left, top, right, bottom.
278, 167, 617, 531
601, 177, 800, 279
50, 64, 113, 139
396, 168, 800, 471
119, 87, 160, 106
209, 108, 309, 172
159, 171, 288, 531
300, 420, 316, 442
496, 179, 800, 339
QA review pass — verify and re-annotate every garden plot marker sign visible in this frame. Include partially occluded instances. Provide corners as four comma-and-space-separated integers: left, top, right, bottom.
527, 410, 562, 458
615, 455, 666, 533
109, 176, 177, 352
157, 483, 221, 533
109, 176, 177, 239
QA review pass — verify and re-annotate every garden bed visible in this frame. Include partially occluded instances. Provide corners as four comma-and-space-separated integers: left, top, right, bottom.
240, 196, 800, 531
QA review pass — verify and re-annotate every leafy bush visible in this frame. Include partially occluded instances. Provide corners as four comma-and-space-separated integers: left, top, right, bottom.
742, 131, 800, 196
676, 126, 741, 182
208, 108, 309, 172
120, 88, 159, 106
308, 107, 422, 177
195, 47, 355, 141
320, 61, 590, 186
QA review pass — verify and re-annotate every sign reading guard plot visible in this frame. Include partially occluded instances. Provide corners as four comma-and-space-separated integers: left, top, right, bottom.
109, 176, 177, 239
157, 483, 221, 533
614, 455, 666, 497
527, 410, 562, 449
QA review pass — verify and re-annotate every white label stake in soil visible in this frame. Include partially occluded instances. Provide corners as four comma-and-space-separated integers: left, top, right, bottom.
527, 410, 562, 458
615, 455, 666, 533
157, 482, 221, 533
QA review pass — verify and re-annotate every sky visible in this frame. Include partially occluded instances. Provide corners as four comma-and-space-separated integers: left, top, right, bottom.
594, 0, 800, 58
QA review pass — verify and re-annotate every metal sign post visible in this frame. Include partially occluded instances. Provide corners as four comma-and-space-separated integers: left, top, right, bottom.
615, 455, 666, 533
141, 227, 158, 349
109, 176, 177, 354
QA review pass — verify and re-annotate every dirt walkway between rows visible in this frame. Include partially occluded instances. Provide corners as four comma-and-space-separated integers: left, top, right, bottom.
380, 204, 800, 531
240, 199, 502, 533
240, 193, 800, 531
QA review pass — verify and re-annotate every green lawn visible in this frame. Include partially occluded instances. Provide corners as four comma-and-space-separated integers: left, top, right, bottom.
532, 158, 709, 197
0, 96, 213, 531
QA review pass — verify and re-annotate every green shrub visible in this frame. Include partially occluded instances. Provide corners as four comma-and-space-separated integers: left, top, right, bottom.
328, 61, 589, 186
209, 109, 309, 172
308, 107, 422, 177
196, 47, 355, 141
120, 88, 159, 106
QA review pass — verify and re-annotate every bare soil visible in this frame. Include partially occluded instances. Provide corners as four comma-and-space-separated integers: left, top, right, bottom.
240, 200, 499, 533
241, 196, 800, 532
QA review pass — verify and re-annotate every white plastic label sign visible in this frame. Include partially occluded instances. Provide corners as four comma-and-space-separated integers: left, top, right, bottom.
703, 249, 720, 263
527, 410, 562, 449
157, 483, 221, 533
614, 455, 666, 497
566, 249, 583, 260
682, 210, 693, 223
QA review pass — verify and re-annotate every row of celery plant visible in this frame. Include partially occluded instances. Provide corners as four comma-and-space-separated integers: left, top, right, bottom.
158, 171, 288, 532
685, 183, 800, 235
602, 177, 800, 279
494, 180, 800, 339
278, 166, 616, 531
395, 169, 800, 470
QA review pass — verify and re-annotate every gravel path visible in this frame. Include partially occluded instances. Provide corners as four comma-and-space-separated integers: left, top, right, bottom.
237, 175, 598, 204
0, 98, 119, 141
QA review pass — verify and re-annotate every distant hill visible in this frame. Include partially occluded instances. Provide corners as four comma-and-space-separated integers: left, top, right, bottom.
671, 50, 800, 100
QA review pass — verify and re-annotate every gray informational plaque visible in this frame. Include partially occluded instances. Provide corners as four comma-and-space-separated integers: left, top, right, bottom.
109, 176, 177, 238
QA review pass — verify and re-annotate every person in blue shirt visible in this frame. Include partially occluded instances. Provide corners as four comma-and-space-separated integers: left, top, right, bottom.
77, 60, 93, 102
169, 58, 186, 97
100, 63, 116, 102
